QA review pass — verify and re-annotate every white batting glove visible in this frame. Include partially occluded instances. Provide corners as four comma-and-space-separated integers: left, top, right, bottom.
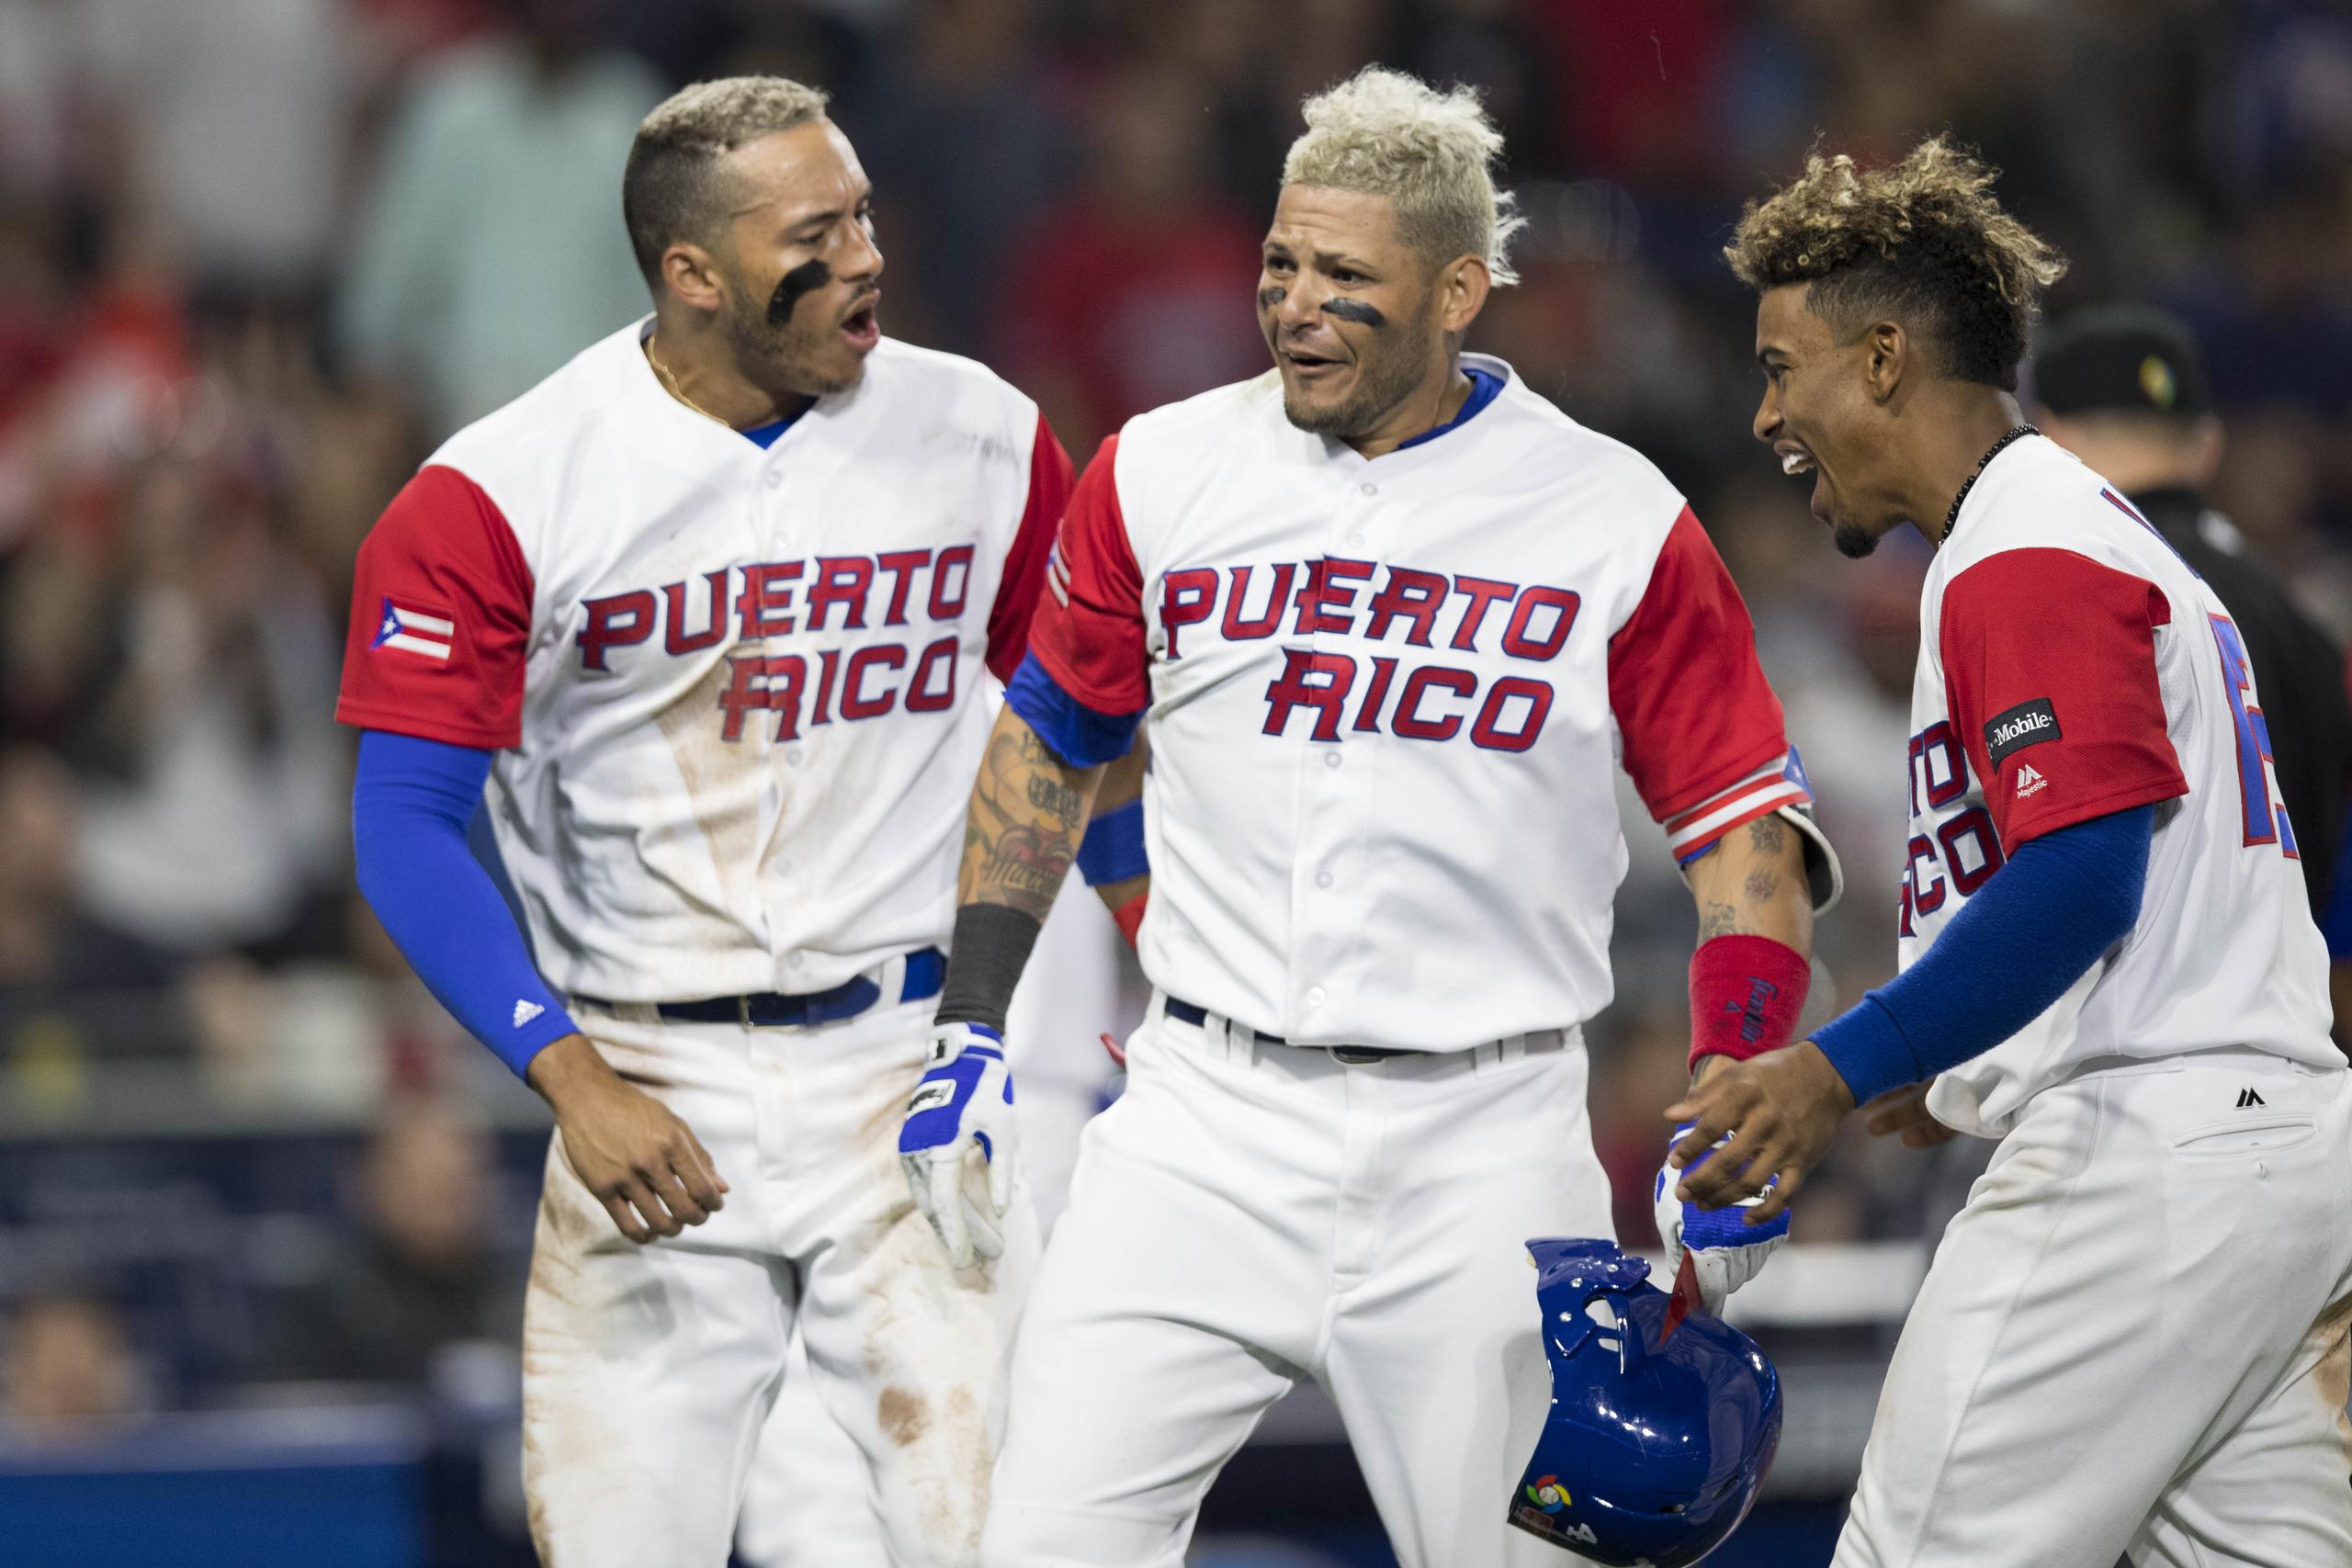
899, 1022, 1018, 1269
1654, 1123, 1791, 1315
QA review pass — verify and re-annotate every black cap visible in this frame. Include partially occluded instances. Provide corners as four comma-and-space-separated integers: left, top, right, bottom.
2030, 305, 2214, 421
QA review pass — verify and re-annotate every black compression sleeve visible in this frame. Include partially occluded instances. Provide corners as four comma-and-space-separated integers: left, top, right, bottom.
934, 903, 1045, 1032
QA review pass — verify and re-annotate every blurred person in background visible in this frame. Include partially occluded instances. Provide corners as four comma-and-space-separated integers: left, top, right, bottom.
263, 1094, 522, 1388
74, 0, 355, 311
993, 63, 1268, 453
0, 1290, 147, 1439
336, 0, 663, 435
0, 745, 187, 1079
40, 448, 346, 963
2032, 305, 2352, 1043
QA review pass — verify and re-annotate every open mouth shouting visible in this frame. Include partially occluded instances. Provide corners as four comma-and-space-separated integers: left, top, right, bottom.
841, 295, 881, 353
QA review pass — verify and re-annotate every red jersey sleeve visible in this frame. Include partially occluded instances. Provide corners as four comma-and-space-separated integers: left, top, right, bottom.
1939, 547, 2186, 850
985, 411, 1076, 683
335, 464, 534, 750
1608, 507, 1796, 832
1026, 434, 1149, 716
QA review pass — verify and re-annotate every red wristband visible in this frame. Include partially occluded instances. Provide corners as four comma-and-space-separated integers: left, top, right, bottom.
1688, 934, 1810, 1070
1113, 891, 1148, 949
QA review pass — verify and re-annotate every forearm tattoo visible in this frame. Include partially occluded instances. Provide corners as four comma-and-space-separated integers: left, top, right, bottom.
961, 724, 1092, 921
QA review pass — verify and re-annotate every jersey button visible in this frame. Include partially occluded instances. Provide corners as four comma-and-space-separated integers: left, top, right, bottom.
764, 469, 784, 490
787, 953, 806, 968
786, 747, 805, 767
1323, 751, 1341, 770
1358, 481, 1377, 496
1347, 532, 1365, 547
1315, 870, 1334, 890
1306, 986, 1327, 1008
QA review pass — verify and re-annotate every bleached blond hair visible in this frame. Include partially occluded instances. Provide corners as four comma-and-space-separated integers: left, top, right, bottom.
1282, 67, 1525, 287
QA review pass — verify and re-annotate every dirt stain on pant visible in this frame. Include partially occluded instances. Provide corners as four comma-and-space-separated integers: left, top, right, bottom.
879, 1385, 930, 1448
2315, 1292, 2352, 1457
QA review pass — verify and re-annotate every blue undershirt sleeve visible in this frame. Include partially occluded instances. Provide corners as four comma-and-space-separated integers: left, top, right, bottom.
1812, 804, 2155, 1105
353, 729, 579, 1077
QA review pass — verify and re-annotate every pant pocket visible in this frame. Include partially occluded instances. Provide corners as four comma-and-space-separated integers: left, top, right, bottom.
2168, 1114, 2317, 1158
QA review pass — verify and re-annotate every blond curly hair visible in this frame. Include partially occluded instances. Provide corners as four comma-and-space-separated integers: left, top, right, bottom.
1724, 136, 2067, 389
1283, 67, 1526, 286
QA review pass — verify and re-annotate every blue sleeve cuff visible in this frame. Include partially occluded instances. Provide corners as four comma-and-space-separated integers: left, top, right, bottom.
1076, 796, 1149, 886
1809, 803, 2154, 1105
1005, 649, 1142, 768
1813, 994, 1924, 1106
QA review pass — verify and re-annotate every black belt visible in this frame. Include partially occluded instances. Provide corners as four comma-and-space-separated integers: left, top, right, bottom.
1162, 996, 1417, 1064
581, 947, 944, 1028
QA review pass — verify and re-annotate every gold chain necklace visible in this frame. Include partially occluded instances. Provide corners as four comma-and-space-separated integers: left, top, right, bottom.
646, 339, 731, 428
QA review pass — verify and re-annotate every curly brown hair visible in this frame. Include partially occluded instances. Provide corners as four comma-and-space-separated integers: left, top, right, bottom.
1724, 136, 2068, 390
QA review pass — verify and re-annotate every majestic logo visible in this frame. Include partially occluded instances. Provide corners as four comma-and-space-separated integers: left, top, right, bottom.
372, 598, 456, 662
512, 1000, 545, 1028
1524, 1476, 1568, 1514
1984, 698, 2061, 767
2238, 1088, 2267, 1109
2016, 763, 2048, 798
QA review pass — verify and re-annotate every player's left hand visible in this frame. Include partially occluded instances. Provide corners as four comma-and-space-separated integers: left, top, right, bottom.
899, 1021, 1018, 1269
1665, 1040, 1855, 1224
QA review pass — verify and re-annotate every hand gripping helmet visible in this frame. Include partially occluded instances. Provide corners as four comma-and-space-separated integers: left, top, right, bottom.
1509, 1238, 1781, 1566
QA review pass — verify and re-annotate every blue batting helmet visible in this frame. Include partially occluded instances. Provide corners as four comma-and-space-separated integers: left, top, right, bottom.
1509, 1238, 1781, 1565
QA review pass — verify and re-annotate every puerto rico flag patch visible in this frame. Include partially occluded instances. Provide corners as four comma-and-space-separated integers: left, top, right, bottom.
371, 598, 456, 662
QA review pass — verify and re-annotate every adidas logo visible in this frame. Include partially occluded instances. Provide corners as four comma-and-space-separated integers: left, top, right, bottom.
2236, 1088, 2266, 1109
2016, 764, 2048, 798
514, 1000, 545, 1029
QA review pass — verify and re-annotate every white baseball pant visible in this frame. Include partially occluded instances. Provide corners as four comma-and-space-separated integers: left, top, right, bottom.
521, 993, 1038, 1568
978, 993, 1613, 1568
1836, 1047, 2352, 1568
732, 887, 1128, 1568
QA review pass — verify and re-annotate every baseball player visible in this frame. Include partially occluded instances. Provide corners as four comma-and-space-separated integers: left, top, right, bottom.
1676, 137, 2352, 1567
336, 76, 1100, 1568
923, 69, 1838, 1568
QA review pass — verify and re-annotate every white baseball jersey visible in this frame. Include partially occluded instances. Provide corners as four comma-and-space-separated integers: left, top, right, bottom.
335, 321, 1070, 1001
1013, 355, 1815, 1050
1903, 434, 2335, 1138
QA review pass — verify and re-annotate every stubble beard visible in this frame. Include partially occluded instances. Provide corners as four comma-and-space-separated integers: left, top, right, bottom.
1277, 320, 1435, 441
723, 285, 862, 401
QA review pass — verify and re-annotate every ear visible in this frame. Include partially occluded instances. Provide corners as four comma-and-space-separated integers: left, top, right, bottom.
2188, 414, 2224, 489
658, 242, 728, 314
1863, 320, 1909, 404
1437, 254, 1491, 337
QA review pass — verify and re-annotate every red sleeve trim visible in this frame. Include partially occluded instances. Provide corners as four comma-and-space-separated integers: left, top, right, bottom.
1028, 434, 1151, 716
1608, 507, 1792, 824
1939, 547, 2186, 851
335, 464, 534, 750
986, 410, 1076, 683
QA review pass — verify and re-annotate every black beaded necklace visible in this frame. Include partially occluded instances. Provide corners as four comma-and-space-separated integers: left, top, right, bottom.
1939, 423, 2038, 544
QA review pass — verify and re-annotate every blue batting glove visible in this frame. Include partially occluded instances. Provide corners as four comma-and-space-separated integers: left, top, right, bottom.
899, 1022, 1017, 1268
1654, 1123, 1790, 1315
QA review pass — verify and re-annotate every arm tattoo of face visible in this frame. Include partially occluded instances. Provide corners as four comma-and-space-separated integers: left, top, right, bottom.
1699, 900, 1742, 941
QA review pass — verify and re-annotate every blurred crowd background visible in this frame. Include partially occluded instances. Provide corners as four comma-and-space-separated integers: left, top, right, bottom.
1, 0, 2348, 1562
